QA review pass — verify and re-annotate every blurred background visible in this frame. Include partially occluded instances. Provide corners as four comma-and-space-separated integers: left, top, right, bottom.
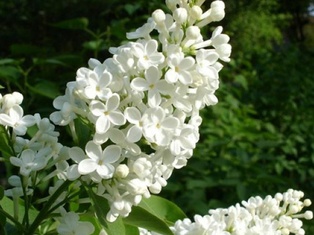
0, 0, 313, 232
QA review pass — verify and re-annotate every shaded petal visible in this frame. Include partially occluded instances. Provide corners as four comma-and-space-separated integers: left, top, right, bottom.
69, 147, 86, 163
85, 141, 102, 161
179, 56, 195, 69
124, 107, 141, 124
95, 115, 110, 134
99, 71, 112, 87
126, 125, 142, 143
20, 115, 36, 126
14, 125, 28, 136
78, 159, 97, 175
97, 164, 114, 178
106, 94, 120, 111
21, 149, 36, 163
89, 101, 106, 116
165, 69, 178, 83
148, 90, 161, 107
131, 77, 149, 91
67, 165, 81, 181
0, 113, 14, 126
10, 105, 23, 122
76, 222, 95, 235
103, 145, 121, 163
156, 80, 173, 94
161, 116, 179, 129
10, 157, 23, 167
145, 66, 160, 84
178, 70, 192, 85
108, 111, 126, 126
109, 128, 124, 144
146, 40, 158, 55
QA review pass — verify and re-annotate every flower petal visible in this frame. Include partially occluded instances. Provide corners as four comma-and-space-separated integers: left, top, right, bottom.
78, 159, 97, 175
103, 145, 121, 163
85, 141, 101, 161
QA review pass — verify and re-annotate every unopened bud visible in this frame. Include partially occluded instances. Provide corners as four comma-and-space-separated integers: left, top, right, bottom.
173, 8, 188, 24
115, 164, 129, 178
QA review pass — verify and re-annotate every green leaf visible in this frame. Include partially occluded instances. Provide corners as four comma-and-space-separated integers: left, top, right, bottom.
87, 191, 109, 229
138, 195, 186, 225
0, 186, 4, 200
107, 217, 126, 235
123, 206, 174, 235
10, 44, 49, 56
0, 66, 21, 82
124, 3, 141, 15
0, 125, 14, 158
27, 80, 61, 99
52, 18, 89, 30
0, 59, 17, 66
5, 223, 18, 235
82, 39, 106, 51
125, 224, 139, 235
87, 189, 126, 235
0, 196, 38, 224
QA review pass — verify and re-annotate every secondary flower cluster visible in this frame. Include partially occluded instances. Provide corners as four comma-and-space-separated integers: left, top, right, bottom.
48, 0, 231, 222
140, 189, 314, 235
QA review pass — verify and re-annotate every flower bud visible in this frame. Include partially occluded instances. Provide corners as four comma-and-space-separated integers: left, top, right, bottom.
115, 164, 129, 178
173, 8, 188, 24
126, 178, 147, 195
190, 6, 203, 20
210, 1, 225, 22
152, 9, 166, 25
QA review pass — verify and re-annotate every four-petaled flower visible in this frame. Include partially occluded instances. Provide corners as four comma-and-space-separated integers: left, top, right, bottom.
0, 105, 35, 135
89, 94, 126, 134
10, 148, 50, 176
78, 141, 121, 179
57, 212, 95, 235
131, 66, 173, 107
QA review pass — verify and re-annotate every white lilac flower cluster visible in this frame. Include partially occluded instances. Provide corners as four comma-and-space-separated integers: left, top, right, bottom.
0, 92, 62, 181
47, 0, 231, 222
140, 189, 313, 235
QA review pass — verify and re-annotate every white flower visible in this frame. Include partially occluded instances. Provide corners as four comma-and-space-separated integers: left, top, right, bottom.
131, 66, 173, 107
131, 40, 165, 70
50, 84, 80, 125
5, 175, 33, 197
0, 92, 23, 112
126, 19, 156, 40
196, 0, 225, 28
83, 70, 113, 100
89, 94, 126, 134
170, 125, 199, 155
57, 211, 95, 235
109, 128, 141, 155
78, 141, 121, 179
165, 52, 195, 85
166, 189, 313, 235
67, 147, 86, 180
0, 105, 35, 135
10, 148, 50, 176
143, 107, 179, 146
195, 49, 219, 78
124, 107, 145, 143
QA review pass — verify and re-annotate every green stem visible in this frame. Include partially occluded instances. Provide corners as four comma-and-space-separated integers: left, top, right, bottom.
21, 176, 30, 227
0, 207, 24, 231
46, 190, 81, 216
25, 180, 72, 235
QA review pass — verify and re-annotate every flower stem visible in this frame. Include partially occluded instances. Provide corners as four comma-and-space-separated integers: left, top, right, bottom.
25, 180, 72, 235
0, 207, 24, 231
